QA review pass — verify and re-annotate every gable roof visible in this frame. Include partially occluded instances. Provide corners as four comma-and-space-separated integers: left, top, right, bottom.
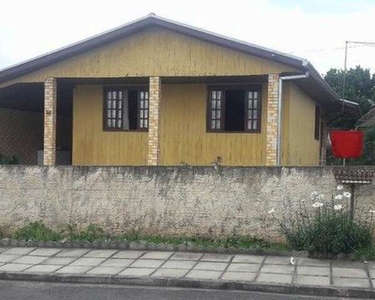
0, 13, 359, 116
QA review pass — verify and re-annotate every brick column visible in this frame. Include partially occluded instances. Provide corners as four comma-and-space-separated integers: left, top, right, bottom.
43, 77, 57, 166
148, 76, 161, 165
266, 74, 280, 166
320, 120, 328, 166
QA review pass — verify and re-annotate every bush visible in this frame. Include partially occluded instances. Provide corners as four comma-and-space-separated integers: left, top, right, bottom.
64, 224, 107, 242
0, 153, 18, 165
271, 187, 374, 255
13, 221, 62, 242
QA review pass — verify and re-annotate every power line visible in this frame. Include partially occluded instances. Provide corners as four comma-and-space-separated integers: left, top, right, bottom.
289, 43, 375, 55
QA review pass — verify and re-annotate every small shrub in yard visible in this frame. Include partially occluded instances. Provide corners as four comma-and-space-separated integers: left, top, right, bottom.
63, 224, 108, 242
269, 186, 375, 256
13, 221, 62, 242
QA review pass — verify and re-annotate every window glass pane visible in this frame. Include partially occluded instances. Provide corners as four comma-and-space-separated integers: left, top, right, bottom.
140, 100, 144, 109
140, 119, 144, 128
211, 120, 216, 129
211, 100, 216, 109
248, 91, 253, 99
216, 100, 221, 109
140, 110, 144, 118
112, 119, 116, 127
118, 109, 122, 118
112, 100, 116, 109
145, 100, 149, 109
145, 92, 149, 99
217, 91, 222, 99
217, 110, 221, 119
253, 100, 258, 109
118, 100, 122, 109
107, 119, 112, 128
112, 110, 116, 118
254, 91, 258, 99
248, 110, 253, 119
248, 100, 253, 109
140, 92, 144, 100
107, 100, 112, 109
112, 91, 117, 99
144, 120, 148, 128
253, 110, 258, 119
107, 110, 111, 118
253, 121, 257, 129
144, 109, 148, 117
107, 91, 112, 100
117, 120, 122, 128
248, 120, 252, 130
211, 110, 216, 119
216, 120, 220, 129
119, 91, 123, 99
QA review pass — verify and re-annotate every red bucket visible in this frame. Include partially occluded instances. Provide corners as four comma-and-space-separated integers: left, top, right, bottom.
330, 130, 364, 159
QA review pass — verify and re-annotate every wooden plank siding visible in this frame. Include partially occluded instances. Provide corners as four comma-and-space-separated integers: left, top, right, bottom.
160, 84, 268, 166
281, 82, 320, 166
72, 85, 148, 165
0, 28, 297, 89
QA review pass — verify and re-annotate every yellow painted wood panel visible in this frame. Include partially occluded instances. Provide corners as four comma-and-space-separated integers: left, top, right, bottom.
283, 82, 320, 166
72, 85, 148, 165
1, 28, 297, 88
159, 84, 267, 166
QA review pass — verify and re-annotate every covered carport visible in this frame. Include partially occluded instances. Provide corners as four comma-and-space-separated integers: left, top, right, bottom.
0, 81, 73, 165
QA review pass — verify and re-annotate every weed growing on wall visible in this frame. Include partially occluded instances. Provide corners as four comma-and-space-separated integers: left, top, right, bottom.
269, 186, 375, 256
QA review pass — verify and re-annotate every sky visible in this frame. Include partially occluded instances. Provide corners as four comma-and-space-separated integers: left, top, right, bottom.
1, 0, 375, 75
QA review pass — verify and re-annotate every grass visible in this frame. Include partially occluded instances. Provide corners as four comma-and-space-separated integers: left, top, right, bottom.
7, 221, 288, 252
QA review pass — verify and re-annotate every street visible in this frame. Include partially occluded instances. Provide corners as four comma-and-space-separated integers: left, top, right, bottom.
0, 281, 363, 300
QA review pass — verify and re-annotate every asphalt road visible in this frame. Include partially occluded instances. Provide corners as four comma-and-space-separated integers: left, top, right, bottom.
0, 280, 365, 300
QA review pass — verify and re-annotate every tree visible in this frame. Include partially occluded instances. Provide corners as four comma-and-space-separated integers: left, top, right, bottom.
324, 66, 375, 165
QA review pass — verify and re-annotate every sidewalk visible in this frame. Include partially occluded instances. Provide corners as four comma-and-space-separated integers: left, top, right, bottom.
0, 246, 374, 298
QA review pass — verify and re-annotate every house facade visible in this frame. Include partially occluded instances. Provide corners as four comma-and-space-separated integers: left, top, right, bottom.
0, 14, 359, 167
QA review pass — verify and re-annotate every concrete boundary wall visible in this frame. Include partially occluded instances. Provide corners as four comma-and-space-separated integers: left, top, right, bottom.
0, 166, 374, 241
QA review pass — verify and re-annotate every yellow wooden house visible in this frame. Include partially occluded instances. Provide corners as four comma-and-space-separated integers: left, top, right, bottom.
0, 14, 359, 167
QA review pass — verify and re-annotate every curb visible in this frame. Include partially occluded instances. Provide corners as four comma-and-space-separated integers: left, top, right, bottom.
0, 272, 374, 299
0, 238, 307, 258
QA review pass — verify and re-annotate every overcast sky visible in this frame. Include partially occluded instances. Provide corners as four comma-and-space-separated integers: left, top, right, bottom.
1, 0, 374, 75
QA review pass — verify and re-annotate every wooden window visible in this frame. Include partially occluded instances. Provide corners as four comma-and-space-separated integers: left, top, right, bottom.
207, 86, 261, 133
315, 105, 321, 140
104, 87, 148, 131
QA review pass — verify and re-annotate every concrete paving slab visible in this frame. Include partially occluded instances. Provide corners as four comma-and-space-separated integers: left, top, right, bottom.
0, 263, 32, 272
201, 254, 232, 262
170, 252, 203, 261
0, 248, 10, 254
55, 249, 90, 257
42, 257, 76, 265
86, 266, 123, 275
256, 273, 292, 284
70, 258, 106, 266
100, 258, 134, 268
13, 256, 48, 265
369, 269, 375, 278
161, 260, 196, 270
0, 254, 20, 263
28, 248, 62, 256
131, 259, 165, 268
264, 256, 291, 265
119, 268, 155, 277
332, 267, 367, 278
55, 266, 92, 274
298, 258, 330, 267
141, 251, 174, 260
227, 263, 260, 273
112, 251, 145, 259
2, 248, 35, 256
332, 260, 365, 269
25, 265, 62, 273
333, 277, 370, 288
297, 266, 330, 276
83, 250, 117, 258
232, 255, 264, 264
295, 275, 330, 286
194, 262, 228, 271
152, 268, 189, 278
185, 270, 222, 280
260, 264, 294, 274
221, 271, 256, 281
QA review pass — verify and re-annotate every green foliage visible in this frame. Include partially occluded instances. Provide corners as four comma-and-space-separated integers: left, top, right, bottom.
273, 189, 374, 255
0, 153, 18, 165
324, 66, 375, 165
63, 224, 107, 242
13, 221, 62, 242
